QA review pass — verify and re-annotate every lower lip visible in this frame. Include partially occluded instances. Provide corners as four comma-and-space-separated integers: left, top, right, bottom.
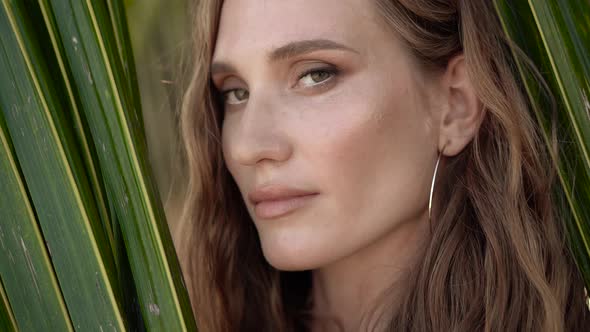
254, 194, 318, 219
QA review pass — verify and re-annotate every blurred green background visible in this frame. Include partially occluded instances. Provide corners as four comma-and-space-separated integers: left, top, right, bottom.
126, 0, 191, 232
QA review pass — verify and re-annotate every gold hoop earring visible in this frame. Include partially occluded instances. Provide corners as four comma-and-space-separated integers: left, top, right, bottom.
428, 143, 446, 223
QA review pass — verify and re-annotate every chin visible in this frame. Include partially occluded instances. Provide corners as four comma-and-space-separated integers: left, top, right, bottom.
259, 237, 326, 271
264, 256, 310, 272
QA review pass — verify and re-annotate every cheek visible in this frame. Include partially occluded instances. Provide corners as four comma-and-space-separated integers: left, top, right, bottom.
312, 78, 428, 175
221, 120, 244, 189
304, 77, 434, 228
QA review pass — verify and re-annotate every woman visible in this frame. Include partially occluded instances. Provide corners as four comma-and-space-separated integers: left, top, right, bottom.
177, 0, 590, 330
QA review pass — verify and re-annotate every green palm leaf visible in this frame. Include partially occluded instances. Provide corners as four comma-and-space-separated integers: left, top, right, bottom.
0, 106, 72, 331
38, 0, 195, 329
0, 1, 126, 329
0, 0, 195, 330
494, 0, 590, 289
0, 276, 18, 331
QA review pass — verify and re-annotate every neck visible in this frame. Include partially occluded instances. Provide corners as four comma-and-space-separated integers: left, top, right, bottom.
310, 210, 430, 332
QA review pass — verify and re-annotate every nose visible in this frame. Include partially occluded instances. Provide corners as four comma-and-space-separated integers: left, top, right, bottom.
223, 92, 293, 167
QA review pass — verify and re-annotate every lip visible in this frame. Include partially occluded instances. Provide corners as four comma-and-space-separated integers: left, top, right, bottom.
248, 184, 319, 219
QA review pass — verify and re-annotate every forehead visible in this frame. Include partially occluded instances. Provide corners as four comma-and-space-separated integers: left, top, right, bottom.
213, 0, 377, 60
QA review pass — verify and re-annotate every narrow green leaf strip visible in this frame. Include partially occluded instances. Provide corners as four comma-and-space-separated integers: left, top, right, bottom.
0, 115, 73, 332
0, 276, 18, 332
85, 0, 187, 328
0, 1, 125, 329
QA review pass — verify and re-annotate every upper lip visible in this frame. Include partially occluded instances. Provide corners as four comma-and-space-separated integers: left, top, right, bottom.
248, 184, 318, 205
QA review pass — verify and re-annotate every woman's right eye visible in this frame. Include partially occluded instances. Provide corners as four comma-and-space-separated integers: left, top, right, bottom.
222, 88, 249, 105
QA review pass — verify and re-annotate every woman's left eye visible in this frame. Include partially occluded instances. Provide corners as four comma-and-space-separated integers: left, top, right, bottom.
296, 68, 337, 88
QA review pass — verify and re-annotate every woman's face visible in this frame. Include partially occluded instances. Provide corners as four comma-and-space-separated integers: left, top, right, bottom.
212, 0, 440, 270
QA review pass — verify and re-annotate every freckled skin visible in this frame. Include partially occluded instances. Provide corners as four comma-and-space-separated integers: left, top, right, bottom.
214, 0, 438, 271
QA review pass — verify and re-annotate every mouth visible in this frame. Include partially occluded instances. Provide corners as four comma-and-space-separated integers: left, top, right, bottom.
253, 193, 319, 219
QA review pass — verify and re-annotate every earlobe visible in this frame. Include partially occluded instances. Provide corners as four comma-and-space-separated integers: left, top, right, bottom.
437, 54, 485, 157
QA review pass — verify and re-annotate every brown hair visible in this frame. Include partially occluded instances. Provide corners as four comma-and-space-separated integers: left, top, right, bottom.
177, 0, 590, 331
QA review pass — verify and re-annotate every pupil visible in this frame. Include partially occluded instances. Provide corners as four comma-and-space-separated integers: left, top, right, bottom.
312, 71, 327, 82
237, 90, 248, 99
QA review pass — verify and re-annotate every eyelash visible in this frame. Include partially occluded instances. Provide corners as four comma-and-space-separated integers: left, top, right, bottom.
220, 66, 339, 106
296, 66, 339, 87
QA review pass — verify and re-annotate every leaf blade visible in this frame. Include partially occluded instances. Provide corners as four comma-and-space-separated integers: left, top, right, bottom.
0, 1, 127, 329
0, 110, 73, 332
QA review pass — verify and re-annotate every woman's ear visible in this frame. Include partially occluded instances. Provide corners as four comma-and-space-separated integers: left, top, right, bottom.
437, 54, 485, 156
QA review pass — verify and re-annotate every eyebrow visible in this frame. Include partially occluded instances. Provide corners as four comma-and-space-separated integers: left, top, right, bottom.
210, 38, 359, 76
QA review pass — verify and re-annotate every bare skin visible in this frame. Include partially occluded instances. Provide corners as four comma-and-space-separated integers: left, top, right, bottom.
211, 0, 483, 330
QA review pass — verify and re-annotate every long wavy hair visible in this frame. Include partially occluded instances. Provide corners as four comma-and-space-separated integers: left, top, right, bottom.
177, 0, 590, 331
